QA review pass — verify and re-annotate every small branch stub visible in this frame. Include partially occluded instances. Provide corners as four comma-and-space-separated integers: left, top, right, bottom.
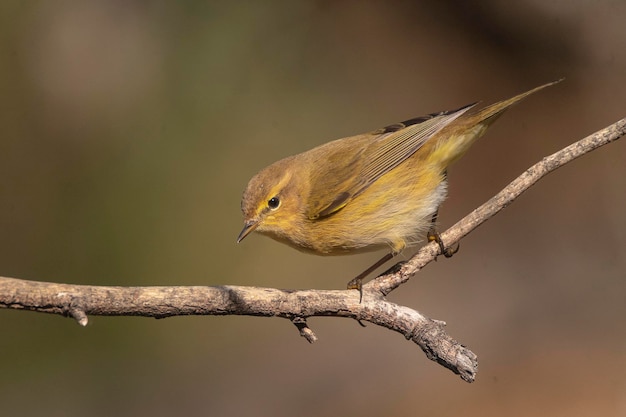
69, 308, 89, 326
291, 317, 318, 343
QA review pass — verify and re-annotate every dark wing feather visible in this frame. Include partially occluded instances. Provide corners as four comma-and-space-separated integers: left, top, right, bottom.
307, 103, 477, 219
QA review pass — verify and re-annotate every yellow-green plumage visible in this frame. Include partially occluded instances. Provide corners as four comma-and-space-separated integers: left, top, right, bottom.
238, 80, 561, 257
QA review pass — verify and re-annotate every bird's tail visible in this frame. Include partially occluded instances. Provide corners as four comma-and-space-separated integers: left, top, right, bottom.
428, 79, 563, 168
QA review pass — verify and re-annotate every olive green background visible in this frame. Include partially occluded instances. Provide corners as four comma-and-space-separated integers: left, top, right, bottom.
1, 1, 625, 416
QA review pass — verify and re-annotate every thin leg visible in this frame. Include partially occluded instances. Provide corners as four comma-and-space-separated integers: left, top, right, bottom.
347, 252, 394, 302
427, 209, 459, 258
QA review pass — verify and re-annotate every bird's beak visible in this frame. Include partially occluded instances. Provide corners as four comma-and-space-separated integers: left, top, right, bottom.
237, 220, 259, 243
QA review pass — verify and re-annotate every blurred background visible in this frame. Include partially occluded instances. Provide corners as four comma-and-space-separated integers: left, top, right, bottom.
1, 1, 625, 416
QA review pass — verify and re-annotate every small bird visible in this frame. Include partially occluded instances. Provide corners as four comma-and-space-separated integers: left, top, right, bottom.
238, 80, 561, 292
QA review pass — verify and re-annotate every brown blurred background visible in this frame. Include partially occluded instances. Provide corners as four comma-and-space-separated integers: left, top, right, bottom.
1, 1, 625, 416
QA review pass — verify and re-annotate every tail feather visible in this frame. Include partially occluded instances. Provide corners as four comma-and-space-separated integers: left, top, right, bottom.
473, 79, 563, 124
428, 79, 563, 168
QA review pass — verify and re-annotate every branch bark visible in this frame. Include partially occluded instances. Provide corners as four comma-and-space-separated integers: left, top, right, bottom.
1, 117, 625, 383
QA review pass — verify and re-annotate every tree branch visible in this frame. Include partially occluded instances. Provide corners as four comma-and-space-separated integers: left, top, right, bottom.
1, 117, 624, 383
0, 277, 477, 381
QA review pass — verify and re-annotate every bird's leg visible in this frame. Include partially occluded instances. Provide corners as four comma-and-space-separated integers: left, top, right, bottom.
427, 208, 459, 258
347, 252, 394, 302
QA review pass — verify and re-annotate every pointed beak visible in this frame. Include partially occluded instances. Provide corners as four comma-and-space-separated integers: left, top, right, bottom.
237, 220, 259, 243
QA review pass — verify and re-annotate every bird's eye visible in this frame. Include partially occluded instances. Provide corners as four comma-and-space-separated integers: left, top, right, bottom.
268, 196, 280, 210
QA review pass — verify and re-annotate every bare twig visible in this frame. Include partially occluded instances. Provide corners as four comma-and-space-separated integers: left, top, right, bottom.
1, 117, 624, 383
